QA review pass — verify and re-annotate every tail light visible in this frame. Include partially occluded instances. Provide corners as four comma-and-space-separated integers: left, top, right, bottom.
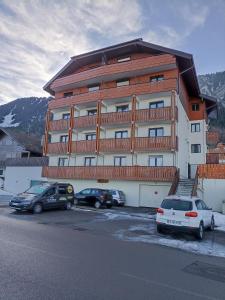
185, 211, 198, 217
157, 208, 164, 214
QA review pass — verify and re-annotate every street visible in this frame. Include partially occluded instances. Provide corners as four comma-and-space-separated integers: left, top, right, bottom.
0, 206, 225, 300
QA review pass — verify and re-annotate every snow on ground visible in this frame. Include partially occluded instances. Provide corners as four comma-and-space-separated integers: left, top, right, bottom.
114, 223, 225, 259
101, 211, 155, 221
214, 212, 225, 232
0, 111, 20, 127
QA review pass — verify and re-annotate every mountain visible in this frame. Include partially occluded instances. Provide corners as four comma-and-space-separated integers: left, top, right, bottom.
0, 71, 224, 140
0, 97, 50, 137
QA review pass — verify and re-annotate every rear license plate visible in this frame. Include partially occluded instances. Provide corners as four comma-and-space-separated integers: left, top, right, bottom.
167, 220, 181, 225
106, 201, 111, 204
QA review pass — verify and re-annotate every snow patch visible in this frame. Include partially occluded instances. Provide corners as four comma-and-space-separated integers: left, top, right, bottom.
115, 223, 225, 259
103, 212, 155, 221
0, 112, 20, 127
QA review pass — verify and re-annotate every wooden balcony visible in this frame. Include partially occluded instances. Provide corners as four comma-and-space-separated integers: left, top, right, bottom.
48, 142, 68, 154
99, 138, 131, 153
49, 78, 177, 109
198, 164, 225, 179
134, 136, 176, 151
51, 54, 176, 91
135, 107, 176, 123
75, 115, 97, 129
101, 111, 132, 126
42, 166, 177, 182
71, 140, 96, 154
206, 131, 220, 146
49, 119, 70, 131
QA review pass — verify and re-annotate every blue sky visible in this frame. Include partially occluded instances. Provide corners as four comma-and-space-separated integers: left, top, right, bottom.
0, 0, 224, 103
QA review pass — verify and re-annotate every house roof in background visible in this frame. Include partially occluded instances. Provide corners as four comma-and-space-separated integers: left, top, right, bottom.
5, 157, 48, 167
0, 127, 42, 154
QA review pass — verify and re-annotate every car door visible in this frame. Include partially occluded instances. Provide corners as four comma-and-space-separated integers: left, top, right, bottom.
42, 187, 57, 209
77, 189, 91, 204
201, 200, 212, 226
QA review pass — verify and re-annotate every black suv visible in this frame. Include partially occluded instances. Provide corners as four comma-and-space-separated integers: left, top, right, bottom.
9, 182, 74, 213
75, 188, 113, 209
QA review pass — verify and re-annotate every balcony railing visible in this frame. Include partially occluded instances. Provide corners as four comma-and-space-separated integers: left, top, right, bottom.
71, 140, 96, 154
134, 136, 176, 151
42, 166, 177, 182
49, 78, 177, 109
51, 54, 176, 90
47, 136, 176, 155
49, 107, 176, 131
48, 142, 68, 154
49, 119, 70, 131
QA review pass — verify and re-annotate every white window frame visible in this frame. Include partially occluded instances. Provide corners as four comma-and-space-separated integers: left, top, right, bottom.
149, 156, 163, 167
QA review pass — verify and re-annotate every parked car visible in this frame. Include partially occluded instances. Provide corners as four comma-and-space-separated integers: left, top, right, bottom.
75, 188, 113, 209
9, 182, 74, 213
110, 189, 126, 206
156, 196, 214, 240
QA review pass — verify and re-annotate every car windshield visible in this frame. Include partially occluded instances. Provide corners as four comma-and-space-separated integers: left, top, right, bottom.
161, 199, 193, 211
25, 183, 52, 195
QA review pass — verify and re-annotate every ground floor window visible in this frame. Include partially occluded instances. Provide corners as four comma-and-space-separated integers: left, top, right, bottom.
191, 144, 201, 153
149, 155, 163, 166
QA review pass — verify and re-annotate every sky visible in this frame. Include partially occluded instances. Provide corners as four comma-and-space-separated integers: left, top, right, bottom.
0, 0, 225, 103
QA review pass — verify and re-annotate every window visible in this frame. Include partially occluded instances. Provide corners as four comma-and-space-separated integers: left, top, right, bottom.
58, 157, 68, 166
84, 157, 96, 166
162, 199, 193, 211
195, 200, 203, 210
87, 109, 97, 116
149, 101, 164, 109
85, 133, 96, 140
44, 187, 56, 197
116, 105, 129, 112
58, 185, 73, 195
62, 113, 70, 120
149, 128, 164, 137
192, 103, 200, 111
150, 75, 164, 83
191, 144, 201, 153
149, 156, 163, 167
117, 56, 131, 63
60, 135, 68, 143
116, 79, 129, 87
63, 92, 73, 98
88, 85, 100, 92
115, 130, 128, 139
114, 156, 126, 166
191, 123, 200, 132
81, 189, 91, 195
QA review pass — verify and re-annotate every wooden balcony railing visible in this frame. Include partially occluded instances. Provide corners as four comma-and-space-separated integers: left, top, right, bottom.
42, 166, 177, 182
134, 136, 175, 151
101, 111, 132, 126
49, 119, 70, 131
48, 142, 68, 154
99, 138, 131, 152
75, 115, 97, 128
49, 78, 177, 109
136, 107, 175, 123
71, 140, 96, 154
51, 54, 176, 90
198, 164, 225, 179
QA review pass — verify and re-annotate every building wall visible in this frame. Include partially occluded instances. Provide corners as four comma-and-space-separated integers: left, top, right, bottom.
189, 119, 207, 165
4, 166, 47, 194
46, 177, 171, 207
198, 178, 225, 212
0, 134, 25, 160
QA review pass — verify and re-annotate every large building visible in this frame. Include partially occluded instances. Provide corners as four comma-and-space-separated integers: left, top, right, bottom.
42, 39, 217, 207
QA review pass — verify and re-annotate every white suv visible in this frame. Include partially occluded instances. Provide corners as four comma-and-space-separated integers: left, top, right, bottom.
156, 196, 215, 240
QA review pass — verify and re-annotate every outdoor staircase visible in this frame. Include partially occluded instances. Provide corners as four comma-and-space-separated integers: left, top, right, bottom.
175, 179, 195, 197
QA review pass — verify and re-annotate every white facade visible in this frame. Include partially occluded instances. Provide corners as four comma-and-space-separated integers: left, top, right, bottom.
4, 166, 47, 194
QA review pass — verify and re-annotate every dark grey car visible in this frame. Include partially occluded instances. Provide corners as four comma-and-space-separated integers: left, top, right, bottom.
9, 182, 74, 213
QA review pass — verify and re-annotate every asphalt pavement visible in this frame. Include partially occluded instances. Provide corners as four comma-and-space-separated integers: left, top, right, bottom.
0, 206, 225, 300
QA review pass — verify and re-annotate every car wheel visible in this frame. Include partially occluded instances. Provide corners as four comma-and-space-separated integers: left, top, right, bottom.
94, 201, 101, 209
196, 222, 204, 240
33, 203, 43, 214
209, 216, 215, 231
65, 201, 72, 210
157, 224, 164, 234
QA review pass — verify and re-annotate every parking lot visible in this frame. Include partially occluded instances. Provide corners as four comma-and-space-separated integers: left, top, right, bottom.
1, 205, 225, 299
